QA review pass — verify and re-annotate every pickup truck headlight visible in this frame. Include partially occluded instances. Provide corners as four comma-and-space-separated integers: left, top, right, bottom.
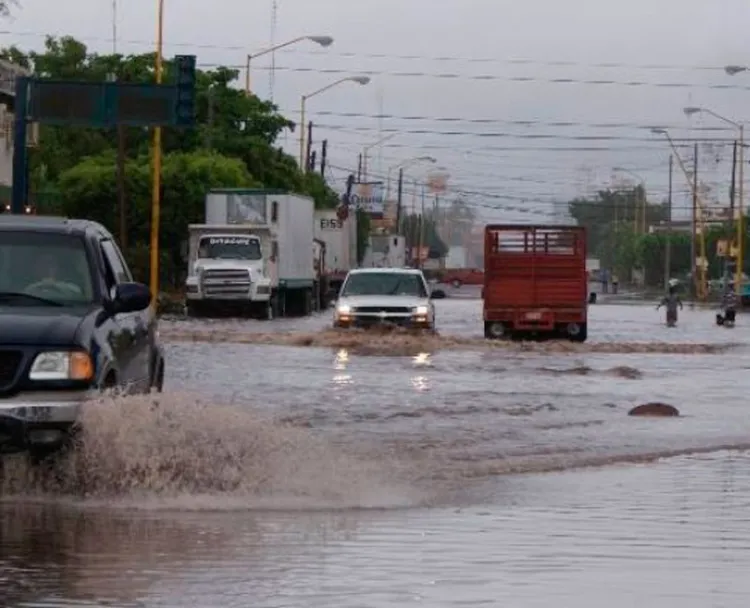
413, 305, 429, 316
29, 351, 94, 381
336, 304, 352, 315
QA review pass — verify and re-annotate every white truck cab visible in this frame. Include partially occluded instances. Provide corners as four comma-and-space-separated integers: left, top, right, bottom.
185, 228, 274, 318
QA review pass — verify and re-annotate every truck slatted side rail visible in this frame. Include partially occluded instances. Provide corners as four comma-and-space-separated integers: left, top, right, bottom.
485, 225, 583, 256
484, 225, 587, 309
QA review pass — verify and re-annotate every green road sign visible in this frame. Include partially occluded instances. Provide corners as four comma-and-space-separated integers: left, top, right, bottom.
12, 55, 197, 213
26, 55, 196, 128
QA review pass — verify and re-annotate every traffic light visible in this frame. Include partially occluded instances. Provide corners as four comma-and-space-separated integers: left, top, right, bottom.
174, 55, 196, 127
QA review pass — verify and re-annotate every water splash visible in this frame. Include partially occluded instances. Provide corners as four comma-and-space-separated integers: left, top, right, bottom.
1, 394, 423, 511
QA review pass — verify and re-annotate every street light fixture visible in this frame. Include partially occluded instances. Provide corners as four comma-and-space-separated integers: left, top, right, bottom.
361, 133, 397, 180
682, 105, 744, 288
385, 156, 437, 196
725, 65, 747, 76
245, 35, 334, 95
299, 76, 371, 168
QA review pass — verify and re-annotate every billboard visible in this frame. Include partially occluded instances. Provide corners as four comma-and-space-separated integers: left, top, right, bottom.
350, 181, 385, 218
426, 171, 449, 194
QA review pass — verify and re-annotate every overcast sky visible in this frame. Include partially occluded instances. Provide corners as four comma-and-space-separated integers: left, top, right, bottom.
5, 0, 750, 222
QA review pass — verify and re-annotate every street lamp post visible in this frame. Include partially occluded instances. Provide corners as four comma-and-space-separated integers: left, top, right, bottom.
362, 133, 397, 181
299, 76, 371, 169
652, 127, 709, 300
149, 0, 165, 309
245, 35, 333, 96
612, 166, 646, 234
683, 106, 744, 290
385, 156, 437, 199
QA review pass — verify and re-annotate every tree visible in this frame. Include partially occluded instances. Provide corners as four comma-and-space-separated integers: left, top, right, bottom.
401, 212, 448, 259
57, 150, 255, 284
1, 36, 342, 289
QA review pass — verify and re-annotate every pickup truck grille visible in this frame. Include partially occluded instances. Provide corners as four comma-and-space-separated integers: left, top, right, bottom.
0, 350, 22, 389
354, 306, 412, 314
201, 269, 251, 297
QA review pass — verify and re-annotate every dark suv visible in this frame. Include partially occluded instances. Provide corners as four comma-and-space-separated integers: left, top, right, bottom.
0, 216, 165, 460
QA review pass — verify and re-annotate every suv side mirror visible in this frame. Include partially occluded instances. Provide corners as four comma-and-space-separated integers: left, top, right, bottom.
109, 282, 152, 314
431, 288, 446, 299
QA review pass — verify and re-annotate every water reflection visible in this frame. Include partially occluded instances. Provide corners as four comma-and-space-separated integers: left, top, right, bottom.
0, 503, 366, 608
412, 352, 432, 366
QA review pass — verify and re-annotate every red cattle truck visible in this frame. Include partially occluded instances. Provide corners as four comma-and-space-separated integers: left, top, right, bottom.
483, 224, 588, 341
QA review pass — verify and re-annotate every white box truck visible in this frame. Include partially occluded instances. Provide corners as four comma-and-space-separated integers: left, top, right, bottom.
185, 189, 317, 318
313, 209, 356, 304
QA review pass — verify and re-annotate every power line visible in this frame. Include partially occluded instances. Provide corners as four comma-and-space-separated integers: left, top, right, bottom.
0, 29, 732, 73
311, 123, 738, 144
278, 109, 734, 133
323, 162, 705, 214
243, 65, 750, 92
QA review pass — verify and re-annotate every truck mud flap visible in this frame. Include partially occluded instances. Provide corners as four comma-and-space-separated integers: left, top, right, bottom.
0, 414, 28, 454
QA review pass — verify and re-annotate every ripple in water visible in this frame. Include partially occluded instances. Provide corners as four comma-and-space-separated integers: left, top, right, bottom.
161, 327, 738, 355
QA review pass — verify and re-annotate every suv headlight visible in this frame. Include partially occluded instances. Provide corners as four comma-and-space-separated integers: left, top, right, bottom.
29, 351, 94, 381
336, 304, 352, 315
413, 305, 429, 316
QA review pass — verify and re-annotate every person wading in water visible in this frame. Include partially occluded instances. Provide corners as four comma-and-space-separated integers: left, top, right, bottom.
657, 283, 683, 327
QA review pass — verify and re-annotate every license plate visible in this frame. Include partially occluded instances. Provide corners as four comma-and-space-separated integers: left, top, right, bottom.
525, 312, 542, 320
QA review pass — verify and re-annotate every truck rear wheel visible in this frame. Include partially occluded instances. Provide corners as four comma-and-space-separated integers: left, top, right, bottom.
567, 322, 587, 342
484, 321, 507, 340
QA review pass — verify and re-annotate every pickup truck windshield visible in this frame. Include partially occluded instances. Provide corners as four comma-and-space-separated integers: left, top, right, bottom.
198, 236, 262, 260
341, 273, 428, 297
0, 231, 94, 305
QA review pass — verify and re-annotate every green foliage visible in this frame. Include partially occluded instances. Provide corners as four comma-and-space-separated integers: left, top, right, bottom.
1, 36, 344, 288
59, 150, 254, 284
569, 186, 749, 285
400, 212, 448, 258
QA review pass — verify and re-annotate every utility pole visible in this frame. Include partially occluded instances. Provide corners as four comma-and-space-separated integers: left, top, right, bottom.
691, 143, 698, 300
395, 167, 404, 229
417, 184, 426, 269
320, 139, 327, 176
305, 121, 313, 172
309, 150, 316, 172
664, 154, 672, 290
728, 140, 738, 283
357, 154, 362, 181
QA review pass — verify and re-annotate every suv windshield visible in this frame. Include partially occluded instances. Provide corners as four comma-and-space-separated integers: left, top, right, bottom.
341, 272, 428, 297
0, 231, 94, 305
198, 236, 262, 260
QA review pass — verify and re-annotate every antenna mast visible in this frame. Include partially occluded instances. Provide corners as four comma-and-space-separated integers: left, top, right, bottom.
112, 0, 117, 53
269, 0, 277, 100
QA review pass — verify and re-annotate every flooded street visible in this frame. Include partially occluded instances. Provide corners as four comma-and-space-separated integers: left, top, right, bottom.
2, 301, 750, 607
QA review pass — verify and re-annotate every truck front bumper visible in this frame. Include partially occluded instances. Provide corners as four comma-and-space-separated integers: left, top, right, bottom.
334, 314, 433, 330
0, 391, 88, 454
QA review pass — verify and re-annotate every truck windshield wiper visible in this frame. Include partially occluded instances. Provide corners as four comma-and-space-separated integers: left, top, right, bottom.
0, 291, 65, 307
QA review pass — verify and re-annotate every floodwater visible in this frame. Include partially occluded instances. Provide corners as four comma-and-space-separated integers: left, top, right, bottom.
2, 301, 750, 607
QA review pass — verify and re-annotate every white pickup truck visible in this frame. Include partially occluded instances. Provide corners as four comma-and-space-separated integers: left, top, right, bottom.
332, 267, 436, 331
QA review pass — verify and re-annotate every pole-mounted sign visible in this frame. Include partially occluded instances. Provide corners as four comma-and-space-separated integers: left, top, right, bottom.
11, 55, 196, 213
